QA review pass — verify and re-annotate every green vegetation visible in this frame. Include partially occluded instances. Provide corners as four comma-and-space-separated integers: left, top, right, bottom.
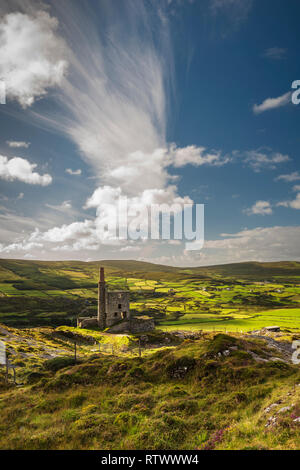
160, 308, 300, 332
0, 259, 300, 449
0, 331, 300, 450
0, 259, 299, 333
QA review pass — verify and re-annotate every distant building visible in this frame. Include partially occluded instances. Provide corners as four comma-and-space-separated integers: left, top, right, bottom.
264, 326, 281, 333
77, 267, 154, 333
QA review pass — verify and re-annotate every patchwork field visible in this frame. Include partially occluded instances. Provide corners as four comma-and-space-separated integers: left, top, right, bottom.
0, 259, 299, 333
1, 259, 300, 450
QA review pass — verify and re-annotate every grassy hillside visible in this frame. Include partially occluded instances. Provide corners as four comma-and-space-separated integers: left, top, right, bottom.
189, 261, 300, 279
0, 259, 299, 332
1, 329, 300, 450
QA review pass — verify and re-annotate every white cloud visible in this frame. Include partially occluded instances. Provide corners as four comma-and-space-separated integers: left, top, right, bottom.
0, 182, 193, 256
275, 171, 300, 182
0, 1, 237, 258
85, 186, 122, 209
140, 225, 300, 266
0, 2, 206, 259
18, 2, 226, 202
0, 10, 67, 107
45, 2, 169, 191
26, 1, 186, 202
17, 192, 24, 200
120, 245, 141, 252
1, 217, 300, 267
0, 155, 52, 185
6, 141, 30, 148
253, 92, 291, 114
45, 200, 72, 212
85, 185, 191, 211
202, 226, 300, 265
65, 168, 82, 176
244, 200, 273, 216
38, 220, 94, 244
277, 193, 300, 210
3, 1, 293, 266
262, 47, 287, 60
168, 145, 230, 168
242, 149, 290, 172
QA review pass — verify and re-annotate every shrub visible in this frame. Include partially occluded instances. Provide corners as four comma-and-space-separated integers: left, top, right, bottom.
45, 356, 76, 372
207, 334, 237, 355
114, 411, 141, 432
81, 404, 98, 415
62, 409, 80, 422
127, 366, 145, 379
166, 356, 196, 379
68, 393, 87, 408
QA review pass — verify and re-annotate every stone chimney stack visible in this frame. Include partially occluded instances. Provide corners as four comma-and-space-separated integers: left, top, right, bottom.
98, 267, 106, 329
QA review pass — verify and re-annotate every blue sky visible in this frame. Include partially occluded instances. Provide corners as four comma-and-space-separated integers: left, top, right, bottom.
0, 0, 299, 266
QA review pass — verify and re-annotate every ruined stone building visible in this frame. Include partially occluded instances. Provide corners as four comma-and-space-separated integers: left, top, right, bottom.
77, 267, 154, 333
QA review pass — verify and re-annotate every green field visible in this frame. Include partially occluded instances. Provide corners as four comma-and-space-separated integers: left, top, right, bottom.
0, 259, 299, 332
1, 259, 300, 450
160, 308, 300, 332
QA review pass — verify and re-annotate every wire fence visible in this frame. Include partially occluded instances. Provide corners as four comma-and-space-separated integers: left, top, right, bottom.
66, 338, 144, 363
84, 339, 143, 357
0, 338, 143, 386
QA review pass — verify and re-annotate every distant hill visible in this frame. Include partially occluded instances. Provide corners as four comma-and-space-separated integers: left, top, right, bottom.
188, 261, 300, 279
0, 258, 299, 328
0, 259, 300, 284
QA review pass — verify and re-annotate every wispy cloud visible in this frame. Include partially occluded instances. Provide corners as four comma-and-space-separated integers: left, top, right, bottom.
169, 145, 231, 168
22, 1, 171, 198
15, 0, 230, 201
45, 200, 72, 212
253, 92, 291, 114
6, 140, 30, 148
0, 0, 233, 259
65, 168, 81, 176
144, 225, 300, 266
204, 226, 300, 264
275, 171, 300, 182
262, 47, 287, 60
238, 148, 290, 172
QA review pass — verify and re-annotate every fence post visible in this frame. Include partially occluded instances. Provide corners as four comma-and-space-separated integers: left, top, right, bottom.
74, 341, 77, 363
138, 339, 141, 358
